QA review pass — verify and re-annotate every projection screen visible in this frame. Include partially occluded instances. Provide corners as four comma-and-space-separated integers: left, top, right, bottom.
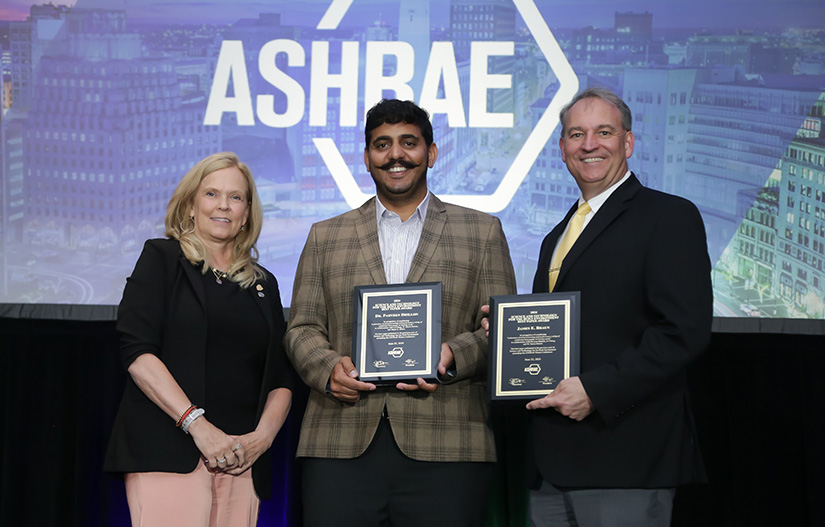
1, 0, 824, 332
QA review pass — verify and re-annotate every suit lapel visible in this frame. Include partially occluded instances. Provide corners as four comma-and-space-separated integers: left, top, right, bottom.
534, 204, 575, 292
247, 277, 274, 334
556, 174, 643, 286
407, 194, 446, 283
550, 204, 577, 247
354, 198, 387, 285
355, 193, 445, 285
179, 252, 208, 312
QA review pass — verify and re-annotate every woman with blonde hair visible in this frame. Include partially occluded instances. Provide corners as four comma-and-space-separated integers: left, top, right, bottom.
105, 152, 294, 526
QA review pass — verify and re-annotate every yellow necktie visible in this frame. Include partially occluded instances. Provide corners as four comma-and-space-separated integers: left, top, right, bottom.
548, 201, 591, 291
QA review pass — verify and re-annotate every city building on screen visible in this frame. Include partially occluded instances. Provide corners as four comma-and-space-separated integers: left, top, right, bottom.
19, 6, 218, 253
778, 136, 825, 317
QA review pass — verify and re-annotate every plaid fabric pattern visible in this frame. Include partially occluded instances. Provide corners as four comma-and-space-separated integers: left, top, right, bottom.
285, 195, 517, 462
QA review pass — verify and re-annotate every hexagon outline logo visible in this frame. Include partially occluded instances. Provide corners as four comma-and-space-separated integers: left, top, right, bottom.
313, 0, 578, 213
524, 363, 541, 376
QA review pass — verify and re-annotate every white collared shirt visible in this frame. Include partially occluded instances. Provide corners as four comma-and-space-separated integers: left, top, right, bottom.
376, 192, 430, 284
550, 171, 632, 260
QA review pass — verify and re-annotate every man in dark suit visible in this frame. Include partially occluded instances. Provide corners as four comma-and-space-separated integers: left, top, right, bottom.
528, 87, 712, 525
285, 99, 517, 526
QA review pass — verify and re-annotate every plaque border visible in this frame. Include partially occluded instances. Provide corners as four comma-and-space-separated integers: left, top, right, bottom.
488, 292, 580, 400
352, 282, 442, 384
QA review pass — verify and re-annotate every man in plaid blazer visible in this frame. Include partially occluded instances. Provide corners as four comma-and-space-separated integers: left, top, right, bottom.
285, 99, 517, 526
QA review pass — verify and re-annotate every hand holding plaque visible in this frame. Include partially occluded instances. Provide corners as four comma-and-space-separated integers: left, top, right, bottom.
328, 355, 376, 403
352, 282, 442, 386
524, 376, 594, 420
488, 292, 580, 400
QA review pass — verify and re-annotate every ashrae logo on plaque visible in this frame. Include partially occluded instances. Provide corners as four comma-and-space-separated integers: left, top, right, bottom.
203, 0, 577, 212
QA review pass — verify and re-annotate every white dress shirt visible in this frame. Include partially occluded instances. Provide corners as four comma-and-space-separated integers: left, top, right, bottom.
376, 192, 430, 284
550, 171, 632, 261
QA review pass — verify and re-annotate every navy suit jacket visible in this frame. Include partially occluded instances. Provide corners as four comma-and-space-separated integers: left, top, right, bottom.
531, 174, 712, 488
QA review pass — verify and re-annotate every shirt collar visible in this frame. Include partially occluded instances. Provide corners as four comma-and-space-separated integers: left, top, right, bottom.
579, 171, 631, 214
376, 192, 431, 223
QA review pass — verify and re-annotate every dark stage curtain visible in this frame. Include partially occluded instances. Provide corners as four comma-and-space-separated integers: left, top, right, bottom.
0, 317, 306, 527
1, 317, 823, 526
673, 332, 825, 527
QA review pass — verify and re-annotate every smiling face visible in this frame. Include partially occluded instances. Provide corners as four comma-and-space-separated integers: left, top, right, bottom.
560, 97, 635, 201
364, 121, 437, 210
189, 166, 250, 247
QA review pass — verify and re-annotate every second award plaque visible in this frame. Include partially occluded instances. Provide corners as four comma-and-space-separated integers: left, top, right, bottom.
352, 282, 442, 385
488, 292, 580, 400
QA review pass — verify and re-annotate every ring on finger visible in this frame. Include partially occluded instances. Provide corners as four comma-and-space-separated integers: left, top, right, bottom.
233, 442, 242, 452
217, 457, 227, 464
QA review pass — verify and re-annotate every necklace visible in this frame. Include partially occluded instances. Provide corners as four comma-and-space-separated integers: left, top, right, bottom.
211, 267, 228, 285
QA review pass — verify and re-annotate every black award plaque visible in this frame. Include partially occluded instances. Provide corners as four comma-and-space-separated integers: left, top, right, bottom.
352, 282, 442, 385
488, 292, 580, 400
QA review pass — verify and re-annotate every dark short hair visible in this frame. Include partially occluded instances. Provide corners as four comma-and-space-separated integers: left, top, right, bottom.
364, 99, 433, 148
559, 87, 632, 136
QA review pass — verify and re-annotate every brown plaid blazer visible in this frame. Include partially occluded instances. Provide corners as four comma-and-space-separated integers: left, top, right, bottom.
285, 194, 517, 462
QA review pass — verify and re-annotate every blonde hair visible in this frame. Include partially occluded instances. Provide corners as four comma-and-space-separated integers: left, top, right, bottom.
164, 152, 265, 288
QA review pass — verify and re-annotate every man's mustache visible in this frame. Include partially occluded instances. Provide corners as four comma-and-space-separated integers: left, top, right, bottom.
378, 159, 420, 171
